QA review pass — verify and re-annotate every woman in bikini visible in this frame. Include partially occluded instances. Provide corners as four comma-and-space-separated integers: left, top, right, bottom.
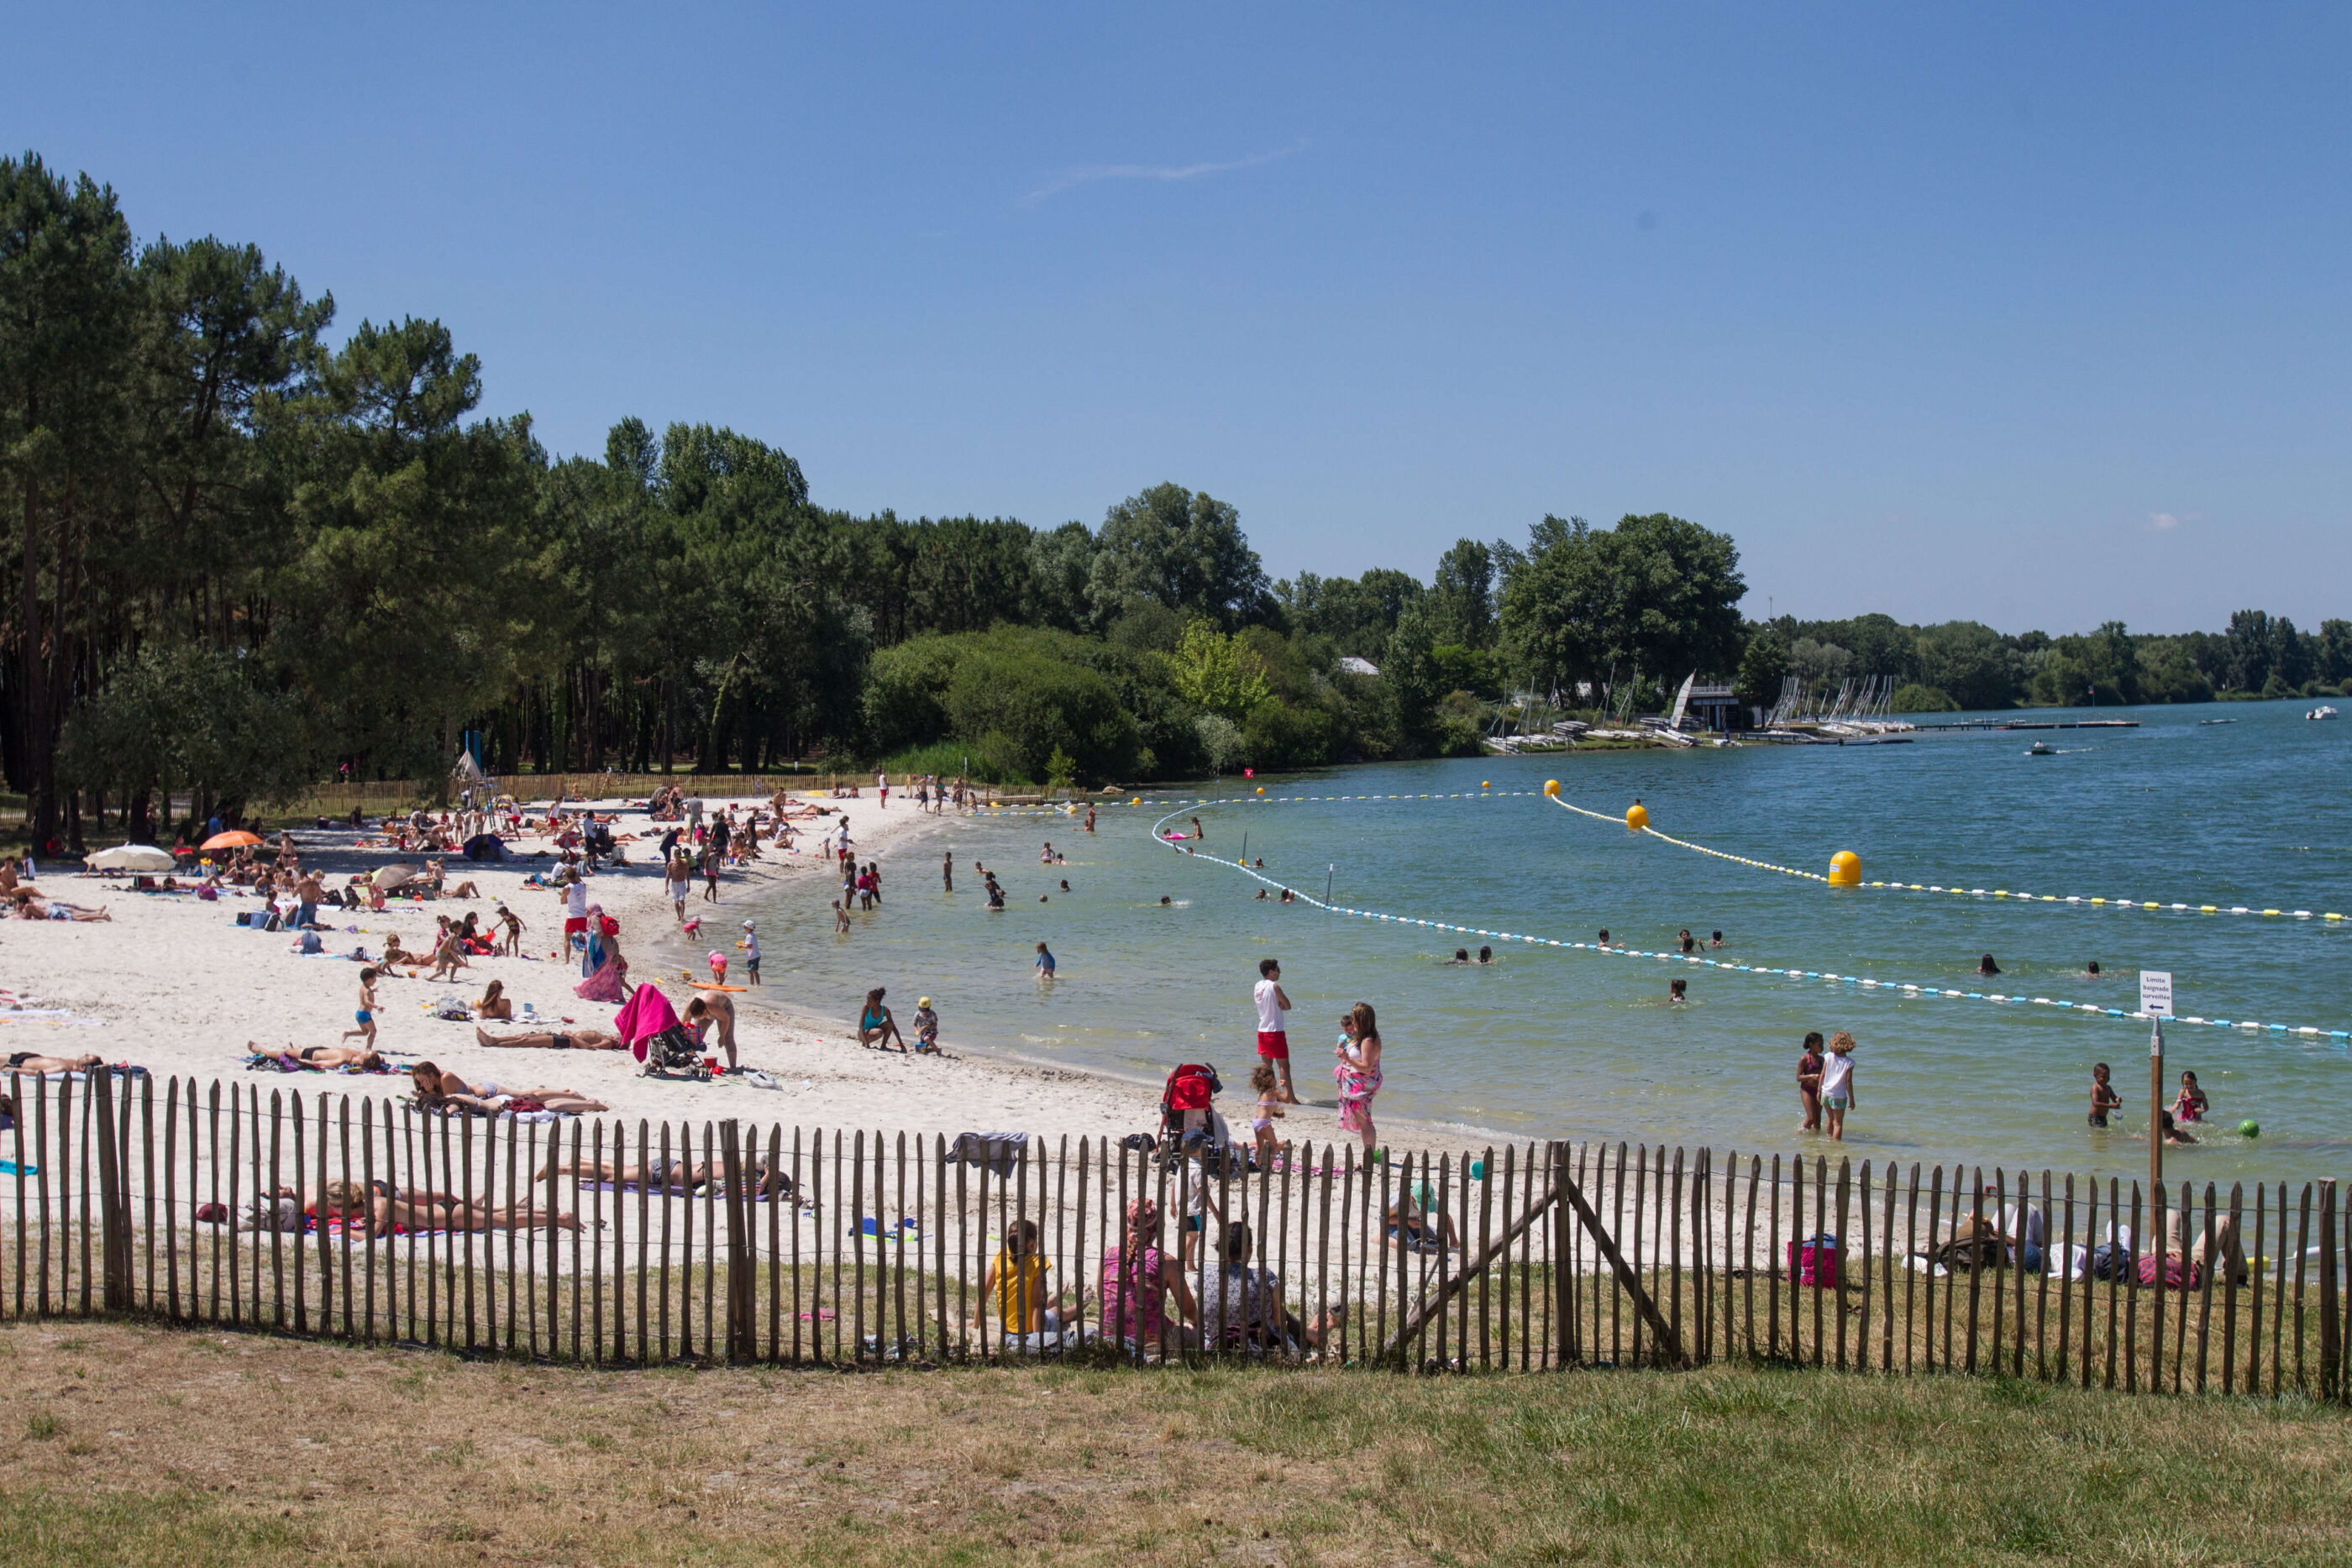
475, 978, 512, 1021
410, 1062, 610, 1117
857, 988, 908, 1051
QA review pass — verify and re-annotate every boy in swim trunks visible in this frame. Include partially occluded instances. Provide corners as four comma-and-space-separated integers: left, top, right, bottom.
1254, 957, 1297, 1104
342, 968, 381, 1050
2089, 1062, 2122, 1128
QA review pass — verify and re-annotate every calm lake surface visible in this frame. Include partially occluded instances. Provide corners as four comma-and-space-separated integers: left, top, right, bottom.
739, 699, 2351, 1185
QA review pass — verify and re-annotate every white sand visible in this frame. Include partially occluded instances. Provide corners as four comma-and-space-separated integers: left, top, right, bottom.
0, 791, 1454, 1153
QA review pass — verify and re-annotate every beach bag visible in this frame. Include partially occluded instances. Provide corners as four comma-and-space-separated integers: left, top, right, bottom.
1788, 1234, 1841, 1288
1934, 1233, 2008, 1272
2090, 1242, 2134, 1280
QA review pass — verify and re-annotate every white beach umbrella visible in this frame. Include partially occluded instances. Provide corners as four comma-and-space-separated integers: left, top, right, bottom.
87, 843, 175, 873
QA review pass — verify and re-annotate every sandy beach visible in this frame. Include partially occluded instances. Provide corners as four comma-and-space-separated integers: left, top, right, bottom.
0, 789, 1456, 1155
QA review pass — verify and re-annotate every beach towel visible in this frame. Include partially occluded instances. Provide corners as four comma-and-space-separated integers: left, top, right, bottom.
948, 1131, 1027, 1175
616, 984, 680, 1060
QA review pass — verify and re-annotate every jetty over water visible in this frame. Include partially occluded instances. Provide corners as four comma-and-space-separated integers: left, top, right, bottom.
1908, 718, 2141, 732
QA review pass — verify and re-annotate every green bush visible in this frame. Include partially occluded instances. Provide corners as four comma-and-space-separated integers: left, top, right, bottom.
1888, 683, 1956, 713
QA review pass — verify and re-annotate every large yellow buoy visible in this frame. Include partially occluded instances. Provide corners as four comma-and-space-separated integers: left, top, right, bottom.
1255, 786, 1265, 794
1543, 779, 1560, 797
1482, 780, 1490, 789
1626, 800, 1649, 831
1829, 850, 1862, 886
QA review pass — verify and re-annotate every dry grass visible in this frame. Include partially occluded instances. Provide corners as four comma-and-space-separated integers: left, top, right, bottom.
0, 1319, 2349, 1565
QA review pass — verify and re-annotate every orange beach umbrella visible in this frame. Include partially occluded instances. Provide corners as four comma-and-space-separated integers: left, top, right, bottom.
200, 830, 265, 852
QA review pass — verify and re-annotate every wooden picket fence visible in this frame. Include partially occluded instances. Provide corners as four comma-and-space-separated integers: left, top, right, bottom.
5, 1070, 2345, 1396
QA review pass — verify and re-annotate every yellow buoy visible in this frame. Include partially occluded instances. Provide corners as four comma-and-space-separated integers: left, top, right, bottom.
1829, 850, 1862, 886
1543, 779, 1560, 796
1255, 786, 1265, 794
1130, 797, 1141, 805
1626, 800, 1649, 831
1482, 780, 1490, 789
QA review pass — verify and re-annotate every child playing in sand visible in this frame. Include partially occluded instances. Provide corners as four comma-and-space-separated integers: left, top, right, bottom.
912, 996, 939, 1052
343, 968, 381, 1049
496, 903, 525, 957
1249, 1062, 1284, 1167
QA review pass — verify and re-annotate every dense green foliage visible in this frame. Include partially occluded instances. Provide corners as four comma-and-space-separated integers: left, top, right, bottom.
4, 150, 2342, 847
1759, 609, 2352, 712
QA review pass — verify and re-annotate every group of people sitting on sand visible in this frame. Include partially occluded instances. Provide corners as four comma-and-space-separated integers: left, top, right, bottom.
0, 858, 108, 920
962, 1203, 1347, 1357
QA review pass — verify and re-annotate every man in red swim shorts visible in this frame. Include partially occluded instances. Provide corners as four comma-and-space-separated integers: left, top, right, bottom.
1253, 957, 1298, 1104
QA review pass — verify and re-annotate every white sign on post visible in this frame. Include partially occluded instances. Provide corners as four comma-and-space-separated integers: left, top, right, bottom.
2139, 969, 2174, 1018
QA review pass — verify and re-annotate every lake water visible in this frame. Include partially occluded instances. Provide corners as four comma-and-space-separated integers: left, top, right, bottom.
739, 699, 2352, 1185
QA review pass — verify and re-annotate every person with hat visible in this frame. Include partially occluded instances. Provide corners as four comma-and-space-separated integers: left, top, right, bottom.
911, 996, 939, 1052
739, 919, 760, 984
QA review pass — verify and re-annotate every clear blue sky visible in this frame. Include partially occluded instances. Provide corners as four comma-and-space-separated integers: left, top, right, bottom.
17, 3, 2350, 632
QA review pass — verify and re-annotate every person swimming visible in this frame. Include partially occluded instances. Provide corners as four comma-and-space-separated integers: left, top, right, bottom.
1668, 978, 1687, 1003
1977, 953, 2002, 977
1449, 949, 1470, 964
1477, 946, 1493, 964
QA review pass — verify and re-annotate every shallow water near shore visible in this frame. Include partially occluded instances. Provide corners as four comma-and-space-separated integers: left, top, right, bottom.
740, 699, 2352, 1186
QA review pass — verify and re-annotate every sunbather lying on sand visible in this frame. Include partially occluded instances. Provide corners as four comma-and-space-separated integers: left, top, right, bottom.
410, 1062, 608, 1116
309, 1177, 580, 1234
535, 1153, 796, 1198
473, 1025, 622, 1051
5, 1051, 103, 1074
12, 895, 109, 920
250, 1042, 385, 1070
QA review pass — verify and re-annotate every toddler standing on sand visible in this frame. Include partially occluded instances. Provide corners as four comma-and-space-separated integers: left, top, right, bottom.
912, 997, 939, 1052
1249, 1062, 1284, 1166
342, 968, 381, 1050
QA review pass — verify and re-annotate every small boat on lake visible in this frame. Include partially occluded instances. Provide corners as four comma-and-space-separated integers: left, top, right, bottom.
2027, 740, 2055, 756
2309, 705, 2339, 721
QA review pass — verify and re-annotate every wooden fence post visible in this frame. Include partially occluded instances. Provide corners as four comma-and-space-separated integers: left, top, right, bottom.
91, 1072, 134, 1312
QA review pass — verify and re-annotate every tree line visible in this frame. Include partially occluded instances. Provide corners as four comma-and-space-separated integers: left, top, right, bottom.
3, 153, 2335, 848
1732, 610, 2352, 716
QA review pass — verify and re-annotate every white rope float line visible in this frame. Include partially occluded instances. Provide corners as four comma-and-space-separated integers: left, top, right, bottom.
1542, 792, 2347, 922
1149, 802, 2352, 1047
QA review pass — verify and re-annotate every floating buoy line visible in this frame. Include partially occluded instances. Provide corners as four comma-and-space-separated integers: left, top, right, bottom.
1147, 793, 2351, 1047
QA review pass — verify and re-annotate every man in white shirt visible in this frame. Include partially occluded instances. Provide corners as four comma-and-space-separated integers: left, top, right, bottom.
1253, 957, 1298, 1104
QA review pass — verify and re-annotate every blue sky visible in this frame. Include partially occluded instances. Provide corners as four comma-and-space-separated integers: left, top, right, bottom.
16, 3, 2351, 632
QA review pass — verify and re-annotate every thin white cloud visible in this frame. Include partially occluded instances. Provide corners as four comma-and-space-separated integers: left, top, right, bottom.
1021, 139, 1308, 206
2145, 511, 2199, 532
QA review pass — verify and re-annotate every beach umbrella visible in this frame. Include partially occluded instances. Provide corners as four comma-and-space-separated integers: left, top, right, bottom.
200, 830, 264, 852
372, 864, 416, 889
87, 843, 176, 873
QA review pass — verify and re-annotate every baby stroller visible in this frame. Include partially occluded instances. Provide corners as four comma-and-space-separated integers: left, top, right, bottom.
638, 1023, 711, 1081
1158, 1062, 1232, 1170
618, 983, 709, 1079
